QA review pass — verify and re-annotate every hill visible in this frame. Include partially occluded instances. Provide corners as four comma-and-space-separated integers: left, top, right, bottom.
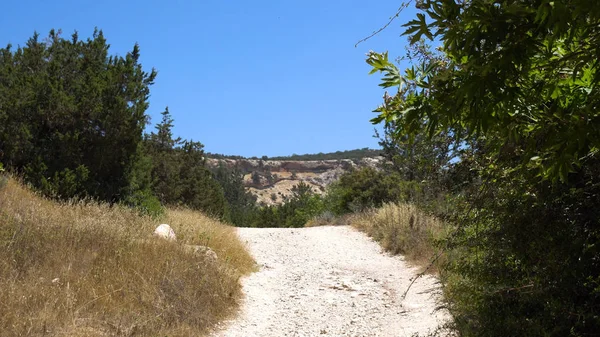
206, 156, 384, 206
206, 148, 382, 161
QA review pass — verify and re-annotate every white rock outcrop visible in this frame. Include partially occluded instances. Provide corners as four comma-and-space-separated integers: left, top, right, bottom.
154, 224, 176, 241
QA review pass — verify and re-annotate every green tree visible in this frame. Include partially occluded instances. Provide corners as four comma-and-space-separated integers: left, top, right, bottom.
178, 140, 228, 219
368, 0, 600, 182
0, 29, 156, 201
366, 1, 600, 335
212, 164, 258, 226
146, 107, 183, 204
143, 108, 228, 219
251, 172, 261, 185
122, 142, 162, 217
325, 167, 405, 215
376, 118, 457, 208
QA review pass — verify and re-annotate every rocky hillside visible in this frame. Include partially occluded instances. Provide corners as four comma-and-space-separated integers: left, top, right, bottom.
206, 157, 384, 206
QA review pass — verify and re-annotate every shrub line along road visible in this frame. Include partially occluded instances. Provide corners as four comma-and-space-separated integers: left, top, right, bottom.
212, 226, 449, 337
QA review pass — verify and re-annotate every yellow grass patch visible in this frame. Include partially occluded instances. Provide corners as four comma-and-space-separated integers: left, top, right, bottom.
0, 177, 254, 336
350, 203, 448, 273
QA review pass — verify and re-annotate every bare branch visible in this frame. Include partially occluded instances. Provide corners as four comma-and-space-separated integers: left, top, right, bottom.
355, 2, 412, 48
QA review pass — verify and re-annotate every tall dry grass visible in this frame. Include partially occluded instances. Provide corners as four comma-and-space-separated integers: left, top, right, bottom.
350, 203, 448, 272
0, 176, 254, 336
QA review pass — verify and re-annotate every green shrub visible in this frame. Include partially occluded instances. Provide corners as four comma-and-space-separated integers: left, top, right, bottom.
442, 160, 600, 336
123, 188, 164, 218
248, 182, 324, 228
324, 167, 409, 215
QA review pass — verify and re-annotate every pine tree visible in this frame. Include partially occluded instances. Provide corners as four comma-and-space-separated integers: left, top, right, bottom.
0, 29, 157, 201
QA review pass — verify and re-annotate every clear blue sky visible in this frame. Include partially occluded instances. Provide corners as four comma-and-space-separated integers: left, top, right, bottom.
1, 1, 416, 157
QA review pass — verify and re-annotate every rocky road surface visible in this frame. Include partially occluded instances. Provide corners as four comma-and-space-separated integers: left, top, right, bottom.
212, 226, 450, 337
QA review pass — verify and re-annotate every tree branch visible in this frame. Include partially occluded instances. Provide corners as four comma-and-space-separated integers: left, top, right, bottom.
355, 2, 412, 48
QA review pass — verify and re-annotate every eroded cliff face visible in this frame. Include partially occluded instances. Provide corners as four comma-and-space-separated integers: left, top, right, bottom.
206, 157, 384, 205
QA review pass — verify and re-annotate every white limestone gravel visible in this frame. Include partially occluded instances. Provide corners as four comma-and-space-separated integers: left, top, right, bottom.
211, 226, 450, 337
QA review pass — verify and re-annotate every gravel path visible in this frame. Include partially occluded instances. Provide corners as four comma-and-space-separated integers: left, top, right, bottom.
212, 226, 450, 337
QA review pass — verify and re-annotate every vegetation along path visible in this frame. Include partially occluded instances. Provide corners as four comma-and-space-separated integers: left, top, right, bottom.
212, 226, 449, 337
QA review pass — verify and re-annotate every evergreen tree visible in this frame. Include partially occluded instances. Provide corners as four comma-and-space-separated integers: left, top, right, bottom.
212, 164, 258, 226
143, 108, 228, 219
0, 29, 157, 201
146, 107, 183, 204
178, 140, 228, 219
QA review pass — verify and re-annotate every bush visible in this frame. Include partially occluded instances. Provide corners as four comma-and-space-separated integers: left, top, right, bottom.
305, 211, 336, 227
123, 188, 164, 218
441, 158, 600, 336
248, 182, 324, 228
324, 167, 408, 215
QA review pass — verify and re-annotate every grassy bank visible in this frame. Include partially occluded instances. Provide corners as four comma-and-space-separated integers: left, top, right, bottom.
348, 203, 448, 273
0, 176, 254, 336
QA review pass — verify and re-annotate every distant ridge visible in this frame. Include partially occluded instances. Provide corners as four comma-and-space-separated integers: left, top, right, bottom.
206, 148, 382, 161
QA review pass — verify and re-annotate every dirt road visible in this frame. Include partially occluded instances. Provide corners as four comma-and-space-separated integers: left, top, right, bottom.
212, 226, 449, 337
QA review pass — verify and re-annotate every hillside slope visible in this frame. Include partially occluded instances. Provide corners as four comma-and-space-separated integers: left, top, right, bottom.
206, 157, 384, 205
0, 176, 254, 336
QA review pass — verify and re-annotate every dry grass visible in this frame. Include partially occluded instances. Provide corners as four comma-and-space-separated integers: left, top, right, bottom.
350, 203, 448, 273
0, 177, 254, 336
164, 208, 255, 276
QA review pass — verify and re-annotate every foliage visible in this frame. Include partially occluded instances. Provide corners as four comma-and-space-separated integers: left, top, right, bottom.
121, 142, 163, 217
368, 0, 600, 183
367, 1, 600, 336
250, 182, 324, 228
0, 29, 156, 201
268, 148, 383, 161
143, 108, 229, 219
144, 107, 184, 204
123, 188, 163, 218
377, 125, 455, 185
0, 30, 230, 221
442, 153, 600, 336
375, 113, 458, 215
325, 167, 407, 215
251, 171, 261, 185
211, 164, 258, 227
205, 153, 246, 160
178, 140, 228, 218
